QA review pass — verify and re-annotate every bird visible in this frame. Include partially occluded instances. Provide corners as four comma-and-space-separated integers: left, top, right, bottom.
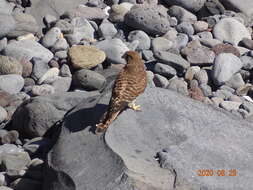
95, 51, 147, 133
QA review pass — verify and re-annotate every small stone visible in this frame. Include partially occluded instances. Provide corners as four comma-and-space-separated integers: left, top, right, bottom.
164, 0, 206, 12
38, 68, 59, 84
142, 50, 154, 61
176, 22, 194, 36
213, 18, 251, 45
0, 38, 7, 52
17, 33, 36, 41
48, 60, 59, 68
212, 53, 243, 85
194, 69, 208, 84
31, 84, 55, 96
0, 106, 7, 123
168, 5, 197, 23
153, 74, 169, 88
23, 137, 51, 155
98, 19, 117, 39
0, 186, 12, 190
0, 173, 7, 186
213, 89, 233, 100
197, 31, 213, 39
0, 91, 12, 107
42, 27, 62, 48
185, 66, 200, 81
153, 63, 177, 78
193, 21, 208, 33
52, 77, 72, 92
189, 85, 205, 102
167, 77, 189, 96
162, 28, 178, 42
0, 56, 23, 75
241, 55, 253, 70
199, 84, 212, 97
2, 151, 31, 171
220, 101, 241, 111
109, 3, 133, 22
225, 73, 245, 90
73, 69, 106, 91
236, 84, 253, 96
55, 19, 74, 34
128, 30, 151, 51
228, 95, 243, 103
239, 38, 253, 50
154, 51, 190, 72
69, 45, 106, 69
19, 59, 33, 78
51, 38, 69, 52
126, 40, 139, 51
60, 64, 72, 77
146, 71, 155, 87
95, 38, 129, 64
181, 40, 215, 65
43, 14, 57, 28
55, 51, 68, 59
173, 33, 189, 50
199, 38, 222, 48
31, 58, 49, 81
1, 130, 19, 144
0, 75, 24, 94
151, 37, 173, 52
65, 17, 95, 45
212, 44, 240, 57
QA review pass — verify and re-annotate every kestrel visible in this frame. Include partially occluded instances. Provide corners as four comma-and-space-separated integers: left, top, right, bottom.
96, 51, 147, 133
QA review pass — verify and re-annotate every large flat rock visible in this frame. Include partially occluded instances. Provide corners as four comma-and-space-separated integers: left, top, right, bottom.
44, 87, 253, 190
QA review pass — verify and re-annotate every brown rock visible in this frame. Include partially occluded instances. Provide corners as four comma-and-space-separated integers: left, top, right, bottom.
0, 91, 12, 107
189, 85, 205, 102
68, 45, 106, 69
20, 58, 33, 77
212, 44, 240, 57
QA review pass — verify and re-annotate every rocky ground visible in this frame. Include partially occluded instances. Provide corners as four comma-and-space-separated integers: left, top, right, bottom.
0, 0, 253, 189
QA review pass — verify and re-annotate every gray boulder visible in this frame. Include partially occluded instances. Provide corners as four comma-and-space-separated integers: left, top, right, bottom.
11, 91, 100, 138
127, 30, 151, 50
168, 5, 197, 23
125, 5, 171, 35
43, 87, 253, 190
3, 40, 53, 63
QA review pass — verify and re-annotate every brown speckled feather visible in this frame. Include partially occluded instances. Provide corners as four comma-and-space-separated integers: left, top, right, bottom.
96, 51, 147, 133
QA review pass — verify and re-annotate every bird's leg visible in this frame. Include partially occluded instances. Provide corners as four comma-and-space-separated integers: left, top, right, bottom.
128, 100, 141, 111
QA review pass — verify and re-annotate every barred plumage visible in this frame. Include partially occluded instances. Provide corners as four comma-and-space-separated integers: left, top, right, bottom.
96, 51, 147, 133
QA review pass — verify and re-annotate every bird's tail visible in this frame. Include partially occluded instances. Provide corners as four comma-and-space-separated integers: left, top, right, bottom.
95, 111, 120, 134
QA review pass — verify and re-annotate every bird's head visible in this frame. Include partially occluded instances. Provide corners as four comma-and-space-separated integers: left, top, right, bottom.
122, 51, 141, 64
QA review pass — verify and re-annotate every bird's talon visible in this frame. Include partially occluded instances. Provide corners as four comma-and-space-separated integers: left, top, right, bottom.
128, 102, 141, 111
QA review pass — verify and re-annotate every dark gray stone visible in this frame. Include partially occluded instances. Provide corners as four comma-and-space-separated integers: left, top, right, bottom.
73, 69, 106, 91
125, 5, 171, 35
168, 5, 197, 23
154, 51, 190, 72
11, 91, 100, 137
153, 63, 177, 78
153, 74, 169, 88
176, 22, 194, 36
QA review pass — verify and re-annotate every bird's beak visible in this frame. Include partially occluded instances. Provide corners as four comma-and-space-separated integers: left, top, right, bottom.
121, 53, 127, 59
